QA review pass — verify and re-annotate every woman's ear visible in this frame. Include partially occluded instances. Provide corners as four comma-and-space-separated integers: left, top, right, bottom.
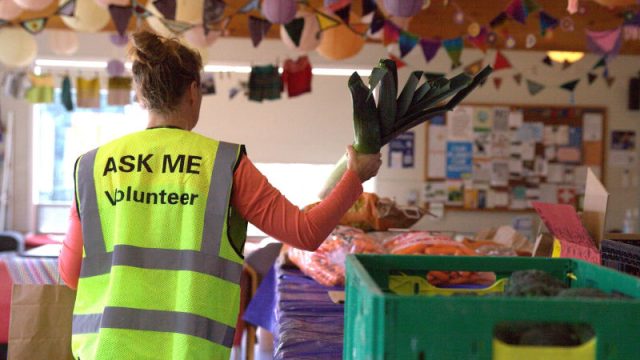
189, 81, 200, 104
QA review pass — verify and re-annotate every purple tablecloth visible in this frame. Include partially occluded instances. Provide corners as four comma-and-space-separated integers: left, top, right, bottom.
244, 264, 345, 359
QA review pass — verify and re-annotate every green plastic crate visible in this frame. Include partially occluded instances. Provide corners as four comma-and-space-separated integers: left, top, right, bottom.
344, 255, 640, 360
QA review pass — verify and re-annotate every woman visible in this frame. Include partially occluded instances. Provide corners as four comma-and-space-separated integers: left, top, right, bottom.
59, 30, 381, 360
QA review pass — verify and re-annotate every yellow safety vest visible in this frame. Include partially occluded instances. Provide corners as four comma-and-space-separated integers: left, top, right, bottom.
72, 128, 247, 360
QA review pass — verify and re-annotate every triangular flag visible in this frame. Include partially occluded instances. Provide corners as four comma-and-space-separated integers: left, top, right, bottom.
513, 73, 522, 85
490, 11, 508, 28
586, 27, 622, 57
542, 55, 553, 66
467, 26, 488, 53
153, 0, 176, 20
420, 38, 441, 63
587, 72, 598, 84
389, 54, 406, 69
328, 0, 351, 12
493, 77, 503, 89
159, 18, 195, 34
57, 0, 76, 17
203, 0, 226, 25
369, 10, 385, 34
560, 79, 580, 92
362, 0, 377, 16
603, 66, 609, 78
464, 59, 484, 76
539, 11, 558, 36
399, 31, 419, 57
334, 4, 351, 24
526, 79, 544, 95
109, 5, 133, 37
506, 0, 527, 25
20, 17, 48, 35
494, 50, 512, 71
248, 15, 272, 47
238, 0, 259, 14
442, 37, 463, 69
523, 0, 540, 14
284, 17, 305, 47
316, 12, 340, 31
592, 56, 607, 69
605, 76, 615, 87
383, 20, 400, 46
562, 60, 572, 70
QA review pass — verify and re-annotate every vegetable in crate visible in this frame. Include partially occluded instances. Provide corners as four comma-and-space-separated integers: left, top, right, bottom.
319, 59, 493, 198
504, 269, 568, 297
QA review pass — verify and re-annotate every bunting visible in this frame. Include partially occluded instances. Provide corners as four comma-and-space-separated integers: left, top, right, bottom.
494, 50, 512, 70
527, 79, 545, 95
316, 12, 341, 31
389, 53, 407, 69
587, 72, 598, 84
442, 37, 463, 69
592, 56, 607, 69
109, 5, 133, 37
159, 17, 195, 34
57, 0, 76, 17
513, 73, 523, 85
399, 31, 419, 57
489, 11, 508, 28
505, 0, 527, 24
284, 17, 305, 47
420, 38, 441, 63
493, 77, 503, 89
153, 0, 176, 20
362, 0, 377, 16
203, 0, 226, 26
369, 10, 385, 34
20, 18, 48, 35
605, 77, 615, 87
383, 21, 400, 46
523, 0, 540, 15
542, 55, 553, 66
238, 0, 259, 14
586, 27, 623, 58
539, 11, 558, 36
560, 79, 580, 92
334, 3, 351, 24
248, 16, 272, 47
467, 26, 488, 53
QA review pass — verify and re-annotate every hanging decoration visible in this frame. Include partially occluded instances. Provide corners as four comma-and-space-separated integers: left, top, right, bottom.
442, 37, 463, 69
587, 72, 598, 84
108, 4, 133, 37
542, 55, 553, 66
315, 16, 366, 60
60, 0, 110, 33
513, 73, 522, 85
315, 10, 341, 31
238, 0, 258, 13
362, 0, 376, 16
586, 27, 623, 60
262, 0, 296, 25
467, 26, 488, 53
203, 0, 225, 28
0, 27, 37, 67
538, 11, 558, 36
280, 10, 320, 53
13, 0, 54, 11
605, 76, 615, 87
493, 50, 512, 71
560, 79, 580, 92
20, 17, 47, 34
383, 20, 400, 46
183, 24, 219, 47
56, 0, 75, 16
107, 59, 125, 76
592, 56, 607, 69
419, 38, 440, 63
248, 15, 271, 47
110, 32, 128, 46
382, 0, 422, 18
0, 0, 23, 20
489, 11, 508, 28
526, 79, 545, 95
505, 0, 527, 25
283, 17, 304, 46
493, 77, 503, 89
398, 30, 418, 57
152, 0, 176, 20
47, 29, 78, 55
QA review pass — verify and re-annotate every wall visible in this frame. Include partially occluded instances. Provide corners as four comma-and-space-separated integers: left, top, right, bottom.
0, 32, 638, 235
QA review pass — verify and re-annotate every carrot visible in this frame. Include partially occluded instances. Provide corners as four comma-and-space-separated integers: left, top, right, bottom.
428, 271, 450, 282
392, 242, 429, 255
424, 245, 464, 255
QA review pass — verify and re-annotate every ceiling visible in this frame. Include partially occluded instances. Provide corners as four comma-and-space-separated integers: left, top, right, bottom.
11, 0, 640, 55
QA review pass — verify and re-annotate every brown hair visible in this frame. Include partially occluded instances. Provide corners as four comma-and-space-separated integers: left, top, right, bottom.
129, 30, 203, 115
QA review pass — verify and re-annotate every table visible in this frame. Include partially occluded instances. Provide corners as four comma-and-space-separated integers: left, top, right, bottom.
0, 253, 61, 285
245, 263, 345, 360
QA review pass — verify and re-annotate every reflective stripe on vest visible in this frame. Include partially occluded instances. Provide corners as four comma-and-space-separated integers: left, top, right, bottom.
73, 138, 243, 350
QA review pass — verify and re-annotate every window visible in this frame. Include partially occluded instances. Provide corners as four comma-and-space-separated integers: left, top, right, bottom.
32, 92, 147, 233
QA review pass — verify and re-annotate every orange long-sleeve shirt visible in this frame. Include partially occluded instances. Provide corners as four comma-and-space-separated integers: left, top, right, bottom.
59, 154, 362, 289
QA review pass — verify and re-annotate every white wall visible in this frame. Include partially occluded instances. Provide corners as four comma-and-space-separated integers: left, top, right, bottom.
1, 31, 638, 234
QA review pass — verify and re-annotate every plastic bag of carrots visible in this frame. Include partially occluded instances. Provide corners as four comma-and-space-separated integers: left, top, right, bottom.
384, 231, 497, 287
287, 226, 385, 287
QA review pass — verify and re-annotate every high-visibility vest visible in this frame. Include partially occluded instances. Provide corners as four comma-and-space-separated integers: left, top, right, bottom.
72, 128, 247, 360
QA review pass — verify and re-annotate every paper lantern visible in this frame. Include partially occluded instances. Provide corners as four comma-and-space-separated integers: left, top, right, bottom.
592, 0, 636, 7
382, 0, 422, 18
316, 12, 365, 60
262, 0, 296, 24
93, 0, 130, 7
0, 27, 37, 67
47, 29, 78, 55
60, 0, 110, 32
13, 0, 53, 11
183, 25, 219, 47
0, 0, 22, 20
107, 59, 125, 76
280, 10, 320, 53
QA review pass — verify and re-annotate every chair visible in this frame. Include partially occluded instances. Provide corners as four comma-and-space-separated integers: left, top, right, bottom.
0, 231, 24, 253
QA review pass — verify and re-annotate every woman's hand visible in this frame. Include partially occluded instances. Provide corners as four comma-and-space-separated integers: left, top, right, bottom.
346, 145, 382, 183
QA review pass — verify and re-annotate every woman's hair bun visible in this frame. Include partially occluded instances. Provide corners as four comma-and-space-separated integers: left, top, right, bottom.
130, 30, 176, 67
